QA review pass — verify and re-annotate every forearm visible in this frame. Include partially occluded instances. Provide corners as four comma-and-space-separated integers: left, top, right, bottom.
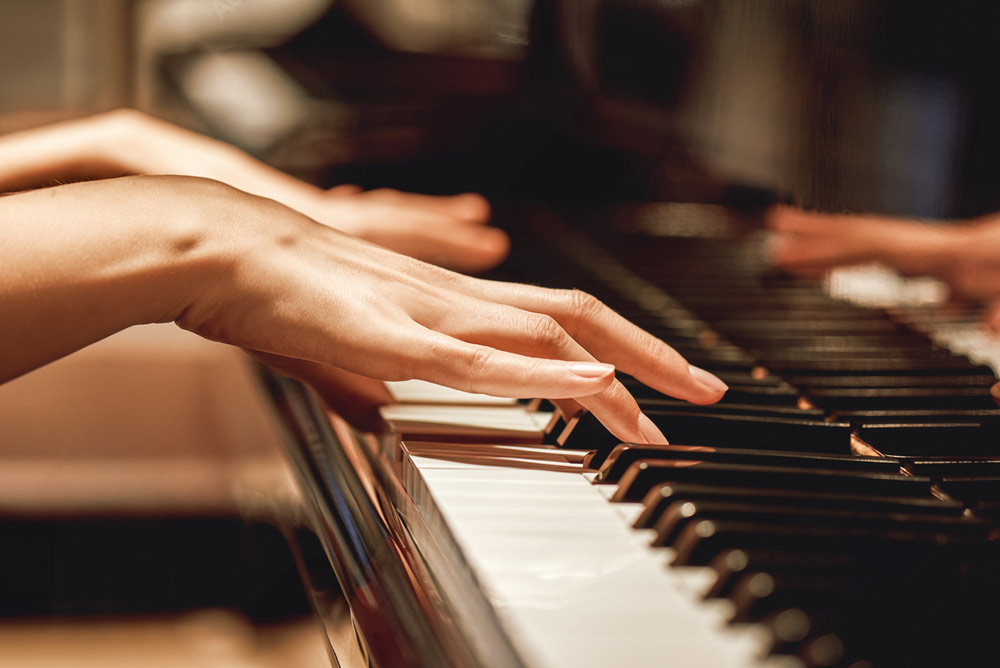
0, 112, 133, 191
0, 109, 326, 213
100, 110, 328, 212
0, 175, 229, 382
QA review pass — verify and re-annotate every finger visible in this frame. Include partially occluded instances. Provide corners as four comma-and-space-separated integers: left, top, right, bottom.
378, 222, 510, 273
550, 398, 584, 422
575, 379, 668, 444
248, 350, 393, 432
766, 205, 843, 235
364, 188, 491, 222
326, 184, 364, 196
768, 233, 870, 272
403, 328, 616, 399
439, 282, 728, 405
424, 300, 667, 444
982, 301, 1000, 334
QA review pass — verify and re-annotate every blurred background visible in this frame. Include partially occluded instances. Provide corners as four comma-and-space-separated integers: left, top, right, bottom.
3, 1, 1000, 666
4, 0, 1000, 217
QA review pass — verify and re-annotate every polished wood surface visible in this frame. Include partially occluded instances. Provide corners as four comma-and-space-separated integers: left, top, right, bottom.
0, 324, 348, 667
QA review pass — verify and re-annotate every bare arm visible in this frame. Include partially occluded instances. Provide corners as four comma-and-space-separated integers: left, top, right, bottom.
0, 110, 507, 271
0, 175, 727, 443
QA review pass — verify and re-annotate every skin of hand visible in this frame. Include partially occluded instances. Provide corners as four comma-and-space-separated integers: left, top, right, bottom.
0, 108, 508, 272
0, 175, 728, 444
768, 204, 1000, 302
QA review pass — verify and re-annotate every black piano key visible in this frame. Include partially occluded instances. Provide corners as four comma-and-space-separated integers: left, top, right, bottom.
728, 571, 904, 624
650, 499, 987, 548
559, 412, 852, 466
632, 483, 964, 530
670, 519, 973, 567
763, 357, 993, 374
787, 374, 999, 389
634, 400, 824, 420
937, 477, 1000, 503
805, 386, 999, 410
622, 377, 801, 406
710, 370, 787, 387
594, 443, 901, 484
856, 422, 998, 456
638, 413, 851, 452
908, 458, 1000, 477
833, 409, 1000, 424
706, 548, 874, 600
611, 461, 931, 503
707, 319, 900, 336
761, 607, 814, 656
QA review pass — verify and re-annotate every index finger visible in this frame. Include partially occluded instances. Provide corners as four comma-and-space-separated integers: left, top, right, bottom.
456, 281, 729, 405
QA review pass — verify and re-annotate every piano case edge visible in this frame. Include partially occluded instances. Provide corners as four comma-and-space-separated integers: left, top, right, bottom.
257, 367, 528, 668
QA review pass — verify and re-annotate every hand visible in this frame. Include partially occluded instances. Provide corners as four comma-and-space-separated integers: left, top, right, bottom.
172, 180, 727, 444
109, 110, 509, 272
768, 204, 1000, 301
297, 185, 509, 273
1, 175, 727, 444
0, 109, 509, 272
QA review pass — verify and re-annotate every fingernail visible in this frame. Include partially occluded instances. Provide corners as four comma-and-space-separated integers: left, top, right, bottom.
637, 412, 668, 444
688, 364, 728, 394
570, 362, 615, 379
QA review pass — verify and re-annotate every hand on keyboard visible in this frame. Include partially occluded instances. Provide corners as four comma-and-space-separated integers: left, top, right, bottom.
300, 185, 508, 274
0, 108, 508, 273
768, 204, 1000, 302
0, 174, 727, 445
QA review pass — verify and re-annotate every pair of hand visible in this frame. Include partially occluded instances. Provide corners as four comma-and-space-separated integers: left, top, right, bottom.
769, 205, 1000, 328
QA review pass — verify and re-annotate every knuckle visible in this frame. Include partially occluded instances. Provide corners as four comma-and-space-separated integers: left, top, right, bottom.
567, 288, 604, 321
457, 345, 497, 394
466, 344, 496, 372
526, 314, 566, 349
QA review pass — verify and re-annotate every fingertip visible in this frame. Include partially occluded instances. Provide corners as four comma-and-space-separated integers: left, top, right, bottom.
570, 362, 615, 379
637, 412, 668, 444
684, 364, 728, 405
482, 227, 510, 257
446, 227, 510, 272
326, 184, 364, 197
452, 193, 491, 221
766, 232, 790, 266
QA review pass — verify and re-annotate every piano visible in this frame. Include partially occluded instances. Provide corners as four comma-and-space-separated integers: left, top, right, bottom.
6, 1, 1000, 666
231, 3, 1000, 667
260, 197, 1000, 668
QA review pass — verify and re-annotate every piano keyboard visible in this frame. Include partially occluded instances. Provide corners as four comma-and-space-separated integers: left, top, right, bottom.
267, 203, 1000, 668
380, 205, 1000, 668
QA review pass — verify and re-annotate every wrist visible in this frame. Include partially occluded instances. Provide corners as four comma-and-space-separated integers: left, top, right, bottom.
0, 175, 244, 381
142, 176, 248, 325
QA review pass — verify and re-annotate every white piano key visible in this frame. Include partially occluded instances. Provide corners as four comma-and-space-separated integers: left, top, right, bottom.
381, 404, 553, 440
386, 379, 520, 405
408, 451, 773, 668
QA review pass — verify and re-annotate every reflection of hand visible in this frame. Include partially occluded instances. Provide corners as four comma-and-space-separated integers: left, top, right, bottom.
768, 205, 1000, 302
2, 176, 728, 445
